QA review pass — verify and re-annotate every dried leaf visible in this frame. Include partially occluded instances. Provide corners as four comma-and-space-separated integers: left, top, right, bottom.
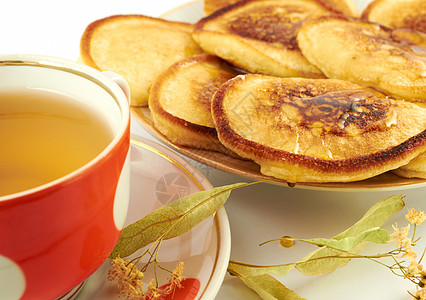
227, 195, 405, 299
334, 195, 405, 240
296, 195, 405, 276
295, 227, 390, 250
110, 182, 248, 258
228, 261, 296, 277
228, 263, 305, 300
229, 195, 404, 278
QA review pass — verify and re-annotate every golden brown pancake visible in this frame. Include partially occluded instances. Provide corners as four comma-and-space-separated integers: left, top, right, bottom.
361, 0, 426, 33
204, 0, 239, 15
361, 0, 426, 48
204, 0, 359, 17
393, 153, 426, 179
149, 54, 239, 154
393, 102, 426, 179
194, 0, 341, 78
322, 0, 359, 17
80, 15, 203, 106
211, 74, 426, 183
297, 15, 426, 102
390, 29, 426, 48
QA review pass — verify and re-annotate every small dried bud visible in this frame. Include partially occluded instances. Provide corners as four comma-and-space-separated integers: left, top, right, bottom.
280, 236, 295, 248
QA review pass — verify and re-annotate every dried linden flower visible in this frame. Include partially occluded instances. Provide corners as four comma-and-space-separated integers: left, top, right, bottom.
404, 240, 418, 260
417, 286, 426, 300
390, 223, 411, 248
145, 279, 163, 300
164, 261, 185, 295
406, 207, 426, 226
107, 256, 144, 299
408, 260, 423, 276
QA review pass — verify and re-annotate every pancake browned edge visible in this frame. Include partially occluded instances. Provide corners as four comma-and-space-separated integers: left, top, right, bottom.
392, 102, 426, 179
393, 153, 426, 179
361, 0, 426, 32
193, 0, 342, 79
361, 0, 426, 47
149, 54, 240, 156
80, 15, 204, 106
297, 15, 426, 102
212, 74, 426, 183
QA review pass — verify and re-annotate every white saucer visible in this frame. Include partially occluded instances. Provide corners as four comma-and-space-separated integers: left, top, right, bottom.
76, 135, 231, 299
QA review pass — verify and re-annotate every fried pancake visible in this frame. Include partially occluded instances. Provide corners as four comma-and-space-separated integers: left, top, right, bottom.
391, 29, 426, 48
212, 74, 426, 183
149, 54, 239, 154
194, 0, 340, 78
80, 15, 204, 106
204, 0, 239, 15
361, 0, 426, 48
361, 0, 426, 33
204, 0, 359, 17
393, 152, 426, 179
297, 15, 426, 101
393, 102, 426, 179
322, 0, 359, 17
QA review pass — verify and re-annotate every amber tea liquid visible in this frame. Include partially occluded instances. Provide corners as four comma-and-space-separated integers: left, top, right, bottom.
0, 89, 114, 196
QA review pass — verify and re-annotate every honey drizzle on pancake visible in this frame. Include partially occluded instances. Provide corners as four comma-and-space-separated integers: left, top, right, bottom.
252, 88, 398, 137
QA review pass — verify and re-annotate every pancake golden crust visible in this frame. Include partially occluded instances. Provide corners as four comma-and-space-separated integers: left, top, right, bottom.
393, 102, 426, 179
297, 15, 426, 101
212, 74, 426, 183
204, 0, 239, 15
80, 15, 203, 106
193, 0, 339, 78
361, 0, 426, 33
149, 54, 239, 155
361, 0, 426, 48
318, 0, 359, 17
393, 152, 426, 179
390, 29, 426, 48
204, 0, 359, 17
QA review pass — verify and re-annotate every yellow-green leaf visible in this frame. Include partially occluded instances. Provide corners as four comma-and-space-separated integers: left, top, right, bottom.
295, 227, 389, 251
296, 195, 404, 276
228, 263, 305, 300
228, 260, 296, 277
334, 195, 405, 240
110, 182, 248, 258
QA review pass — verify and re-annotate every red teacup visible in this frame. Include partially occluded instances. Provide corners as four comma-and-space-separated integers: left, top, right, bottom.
0, 55, 131, 299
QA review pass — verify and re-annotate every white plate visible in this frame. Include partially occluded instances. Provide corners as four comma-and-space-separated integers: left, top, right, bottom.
76, 135, 231, 299
130, 0, 426, 192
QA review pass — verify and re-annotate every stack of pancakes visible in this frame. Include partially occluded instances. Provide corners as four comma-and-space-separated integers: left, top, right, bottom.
80, 0, 426, 183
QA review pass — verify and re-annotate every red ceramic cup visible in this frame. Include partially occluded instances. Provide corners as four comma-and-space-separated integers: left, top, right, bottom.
0, 55, 131, 299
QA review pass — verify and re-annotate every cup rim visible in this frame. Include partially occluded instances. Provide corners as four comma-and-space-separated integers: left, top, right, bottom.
0, 54, 130, 202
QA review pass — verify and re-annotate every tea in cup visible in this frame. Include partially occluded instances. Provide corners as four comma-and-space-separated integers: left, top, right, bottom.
0, 55, 131, 299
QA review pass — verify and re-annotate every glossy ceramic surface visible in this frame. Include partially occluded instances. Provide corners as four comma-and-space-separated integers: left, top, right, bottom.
77, 136, 231, 300
0, 55, 131, 300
